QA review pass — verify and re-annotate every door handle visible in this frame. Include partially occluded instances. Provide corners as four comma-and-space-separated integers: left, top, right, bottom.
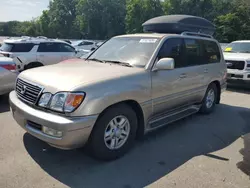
39, 55, 45, 57
179, 73, 187, 78
204, 69, 208, 73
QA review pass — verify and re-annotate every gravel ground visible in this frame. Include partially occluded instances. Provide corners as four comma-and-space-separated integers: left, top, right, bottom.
0, 86, 249, 188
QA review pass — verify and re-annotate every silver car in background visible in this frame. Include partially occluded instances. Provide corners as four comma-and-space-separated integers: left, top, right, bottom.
0, 56, 17, 95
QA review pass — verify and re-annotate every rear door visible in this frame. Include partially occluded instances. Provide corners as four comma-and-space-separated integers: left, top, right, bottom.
37, 43, 63, 65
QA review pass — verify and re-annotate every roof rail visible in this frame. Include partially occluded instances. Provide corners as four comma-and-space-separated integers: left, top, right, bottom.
36, 36, 48, 39
181, 32, 213, 39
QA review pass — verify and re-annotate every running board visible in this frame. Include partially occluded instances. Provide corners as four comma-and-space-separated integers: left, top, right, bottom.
149, 105, 200, 129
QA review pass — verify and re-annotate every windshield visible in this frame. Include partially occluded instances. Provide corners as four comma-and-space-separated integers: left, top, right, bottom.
0, 43, 13, 52
87, 37, 160, 67
224, 42, 250, 53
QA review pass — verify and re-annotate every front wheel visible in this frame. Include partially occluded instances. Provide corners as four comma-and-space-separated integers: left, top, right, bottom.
199, 83, 218, 114
88, 104, 138, 161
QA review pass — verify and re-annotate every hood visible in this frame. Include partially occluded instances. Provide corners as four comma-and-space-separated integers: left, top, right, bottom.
19, 59, 144, 93
223, 52, 250, 61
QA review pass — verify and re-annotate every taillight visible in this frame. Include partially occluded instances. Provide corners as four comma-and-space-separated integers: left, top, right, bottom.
3, 54, 10, 57
0, 64, 16, 72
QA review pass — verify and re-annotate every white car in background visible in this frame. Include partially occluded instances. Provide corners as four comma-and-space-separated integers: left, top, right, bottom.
223, 41, 250, 84
0, 36, 77, 71
72, 40, 98, 51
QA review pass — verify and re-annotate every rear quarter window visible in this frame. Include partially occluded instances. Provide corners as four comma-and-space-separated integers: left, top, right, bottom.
1, 43, 35, 52
203, 40, 221, 64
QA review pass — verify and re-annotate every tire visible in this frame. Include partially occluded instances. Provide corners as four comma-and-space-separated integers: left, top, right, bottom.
199, 83, 218, 114
88, 104, 138, 161
24, 62, 43, 70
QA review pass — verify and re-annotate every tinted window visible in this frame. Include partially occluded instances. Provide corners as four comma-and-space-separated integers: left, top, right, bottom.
184, 39, 203, 66
0, 43, 34, 52
203, 40, 221, 64
38, 43, 60, 52
158, 38, 186, 68
59, 43, 75, 52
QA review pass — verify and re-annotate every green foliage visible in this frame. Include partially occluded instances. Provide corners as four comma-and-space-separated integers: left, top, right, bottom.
126, 0, 163, 33
0, 0, 249, 42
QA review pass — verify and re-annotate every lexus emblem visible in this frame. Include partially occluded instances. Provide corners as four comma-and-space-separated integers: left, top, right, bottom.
226, 62, 233, 67
20, 85, 27, 95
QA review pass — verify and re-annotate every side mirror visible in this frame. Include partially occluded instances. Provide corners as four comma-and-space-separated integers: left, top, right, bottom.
153, 58, 175, 71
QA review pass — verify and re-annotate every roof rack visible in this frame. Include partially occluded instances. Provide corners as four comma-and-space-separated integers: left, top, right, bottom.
181, 32, 213, 39
36, 36, 48, 39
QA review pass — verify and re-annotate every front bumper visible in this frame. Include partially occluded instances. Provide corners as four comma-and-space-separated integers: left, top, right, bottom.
227, 69, 250, 83
9, 91, 98, 149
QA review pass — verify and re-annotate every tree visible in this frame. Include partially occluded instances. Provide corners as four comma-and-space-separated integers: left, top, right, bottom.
76, 0, 126, 39
126, 0, 164, 33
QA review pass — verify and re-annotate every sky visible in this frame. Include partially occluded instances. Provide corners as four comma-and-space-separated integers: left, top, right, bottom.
0, 0, 50, 22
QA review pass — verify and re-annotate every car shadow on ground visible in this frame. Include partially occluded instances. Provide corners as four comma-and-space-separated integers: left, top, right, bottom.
227, 83, 250, 94
0, 94, 10, 113
23, 103, 250, 188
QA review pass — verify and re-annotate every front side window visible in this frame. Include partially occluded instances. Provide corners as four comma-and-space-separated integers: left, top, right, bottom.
88, 37, 160, 67
158, 38, 185, 68
224, 42, 250, 53
59, 43, 75, 52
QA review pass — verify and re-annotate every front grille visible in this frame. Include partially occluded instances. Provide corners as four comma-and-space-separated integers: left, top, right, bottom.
16, 78, 43, 104
226, 60, 245, 70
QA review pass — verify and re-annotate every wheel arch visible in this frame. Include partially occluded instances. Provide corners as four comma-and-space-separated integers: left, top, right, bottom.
210, 80, 221, 104
93, 100, 145, 139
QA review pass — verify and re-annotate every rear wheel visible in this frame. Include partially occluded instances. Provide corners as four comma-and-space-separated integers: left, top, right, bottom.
199, 83, 218, 114
88, 104, 138, 161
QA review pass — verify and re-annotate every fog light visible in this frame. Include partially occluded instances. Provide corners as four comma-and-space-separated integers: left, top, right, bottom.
42, 126, 63, 138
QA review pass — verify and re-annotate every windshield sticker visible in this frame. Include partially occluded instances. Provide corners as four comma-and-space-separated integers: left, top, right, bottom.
140, 39, 158, 43
225, 47, 232, 52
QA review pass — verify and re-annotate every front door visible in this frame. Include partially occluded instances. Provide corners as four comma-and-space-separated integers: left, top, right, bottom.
151, 38, 204, 116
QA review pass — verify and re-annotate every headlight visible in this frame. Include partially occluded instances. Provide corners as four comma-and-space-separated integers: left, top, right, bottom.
247, 61, 250, 70
50, 92, 68, 112
38, 93, 52, 107
49, 92, 85, 112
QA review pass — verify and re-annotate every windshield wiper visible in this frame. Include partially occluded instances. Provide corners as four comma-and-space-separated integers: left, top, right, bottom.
88, 58, 105, 63
104, 60, 133, 67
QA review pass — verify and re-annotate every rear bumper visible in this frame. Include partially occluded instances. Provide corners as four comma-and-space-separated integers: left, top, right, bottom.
9, 91, 98, 149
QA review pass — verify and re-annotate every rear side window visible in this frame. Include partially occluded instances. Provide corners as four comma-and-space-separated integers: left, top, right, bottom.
158, 38, 186, 68
0, 43, 34, 52
184, 39, 203, 66
202, 40, 221, 63
38, 43, 60, 52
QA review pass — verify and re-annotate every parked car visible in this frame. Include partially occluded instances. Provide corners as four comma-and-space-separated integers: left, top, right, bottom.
72, 40, 98, 51
223, 41, 250, 84
0, 36, 77, 71
9, 16, 227, 161
0, 57, 17, 95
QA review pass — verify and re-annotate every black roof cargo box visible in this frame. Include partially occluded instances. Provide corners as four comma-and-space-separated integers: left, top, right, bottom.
142, 15, 215, 35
